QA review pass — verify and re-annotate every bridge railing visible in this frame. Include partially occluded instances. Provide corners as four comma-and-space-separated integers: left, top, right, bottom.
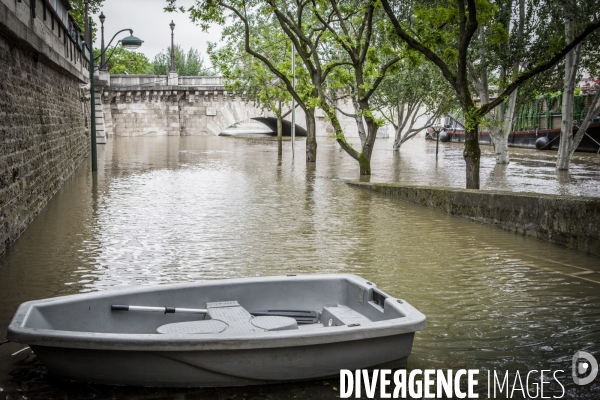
108, 75, 223, 88
179, 76, 223, 86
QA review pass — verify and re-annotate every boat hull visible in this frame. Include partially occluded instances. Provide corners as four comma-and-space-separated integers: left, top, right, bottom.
426, 123, 600, 152
32, 333, 412, 387
8, 274, 425, 387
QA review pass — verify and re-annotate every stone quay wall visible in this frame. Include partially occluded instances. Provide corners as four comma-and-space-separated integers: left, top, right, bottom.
348, 181, 600, 257
0, 0, 90, 255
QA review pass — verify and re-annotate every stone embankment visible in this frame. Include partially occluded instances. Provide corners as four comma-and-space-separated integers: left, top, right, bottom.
348, 181, 600, 257
0, 0, 89, 255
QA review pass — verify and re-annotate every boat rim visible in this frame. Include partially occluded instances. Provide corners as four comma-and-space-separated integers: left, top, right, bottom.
7, 274, 426, 351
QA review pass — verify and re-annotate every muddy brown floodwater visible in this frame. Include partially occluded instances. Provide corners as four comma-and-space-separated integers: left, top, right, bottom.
1, 136, 599, 399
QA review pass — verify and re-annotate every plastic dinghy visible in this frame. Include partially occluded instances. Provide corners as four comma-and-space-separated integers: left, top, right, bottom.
7, 274, 426, 387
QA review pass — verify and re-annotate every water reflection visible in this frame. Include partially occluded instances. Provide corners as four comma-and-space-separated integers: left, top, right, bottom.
0, 136, 599, 398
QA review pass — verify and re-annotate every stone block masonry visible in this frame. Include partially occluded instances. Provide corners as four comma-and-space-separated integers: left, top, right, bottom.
347, 181, 600, 257
0, 0, 89, 256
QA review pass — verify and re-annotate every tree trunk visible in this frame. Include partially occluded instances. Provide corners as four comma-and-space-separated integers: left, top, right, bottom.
489, 0, 522, 165
392, 129, 403, 151
277, 115, 283, 156
569, 88, 600, 159
305, 109, 317, 162
464, 124, 481, 189
392, 105, 404, 151
557, 6, 579, 170
491, 129, 510, 163
359, 119, 379, 175
489, 88, 517, 164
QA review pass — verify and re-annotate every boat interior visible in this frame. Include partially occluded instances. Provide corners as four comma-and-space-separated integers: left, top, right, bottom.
18, 276, 409, 335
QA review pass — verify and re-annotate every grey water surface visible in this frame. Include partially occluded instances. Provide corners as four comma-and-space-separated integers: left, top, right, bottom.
0, 135, 599, 399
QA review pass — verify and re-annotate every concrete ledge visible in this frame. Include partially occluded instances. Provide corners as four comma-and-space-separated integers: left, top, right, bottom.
347, 181, 600, 257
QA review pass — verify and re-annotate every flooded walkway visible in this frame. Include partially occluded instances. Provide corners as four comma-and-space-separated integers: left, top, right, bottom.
0, 136, 599, 398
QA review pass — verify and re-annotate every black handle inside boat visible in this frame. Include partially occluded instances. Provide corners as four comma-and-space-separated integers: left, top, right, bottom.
111, 305, 207, 314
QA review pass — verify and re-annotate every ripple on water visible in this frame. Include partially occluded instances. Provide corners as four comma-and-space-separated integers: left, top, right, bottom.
0, 136, 599, 398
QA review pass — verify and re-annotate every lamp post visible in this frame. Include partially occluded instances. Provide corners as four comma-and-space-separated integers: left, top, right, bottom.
291, 43, 296, 158
84, 0, 89, 40
87, 17, 143, 172
169, 20, 176, 73
432, 124, 443, 159
99, 12, 106, 70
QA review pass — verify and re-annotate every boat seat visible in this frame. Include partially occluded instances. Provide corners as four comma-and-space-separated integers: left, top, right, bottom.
157, 301, 298, 334
157, 319, 228, 334
321, 305, 371, 326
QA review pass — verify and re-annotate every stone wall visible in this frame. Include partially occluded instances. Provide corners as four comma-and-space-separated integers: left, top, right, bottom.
0, 0, 89, 256
347, 181, 600, 257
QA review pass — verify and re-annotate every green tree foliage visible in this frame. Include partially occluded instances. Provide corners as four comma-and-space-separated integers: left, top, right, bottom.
166, 0, 321, 162
380, 0, 600, 188
209, 21, 297, 154
167, 0, 600, 183
307, 0, 403, 175
68, 0, 104, 40
152, 45, 213, 75
371, 58, 456, 150
93, 47, 152, 74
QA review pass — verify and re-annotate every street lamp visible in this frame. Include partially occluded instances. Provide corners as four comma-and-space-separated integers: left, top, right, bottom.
99, 12, 106, 70
170, 20, 176, 73
86, 16, 143, 172
432, 124, 444, 159
84, 0, 89, 40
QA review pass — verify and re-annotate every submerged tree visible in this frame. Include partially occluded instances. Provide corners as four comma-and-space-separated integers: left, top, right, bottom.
380, 0, 600, 188
166, 0, 324, 164
556, 2, 600, 170
468, 0, 525, 164
371, 59, 456, 151
307, 0, 402, 175
209, 20, 301, 155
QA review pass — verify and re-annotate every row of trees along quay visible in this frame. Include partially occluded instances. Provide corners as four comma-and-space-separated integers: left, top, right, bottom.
165, 0, 600, 190
92, 45, 213, 75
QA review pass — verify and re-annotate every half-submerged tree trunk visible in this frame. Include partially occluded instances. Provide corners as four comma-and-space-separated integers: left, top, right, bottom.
489, 87, 518, 164
392, 102, 438, 151
463, 104, 481, 189
277, 114, 283, 156
305, 109, 317, 162
569, 89, 600, 159
358, 119, 379, 175
557, 6, 582, 170
464, 129, 481, 188
488, 0, 523, 165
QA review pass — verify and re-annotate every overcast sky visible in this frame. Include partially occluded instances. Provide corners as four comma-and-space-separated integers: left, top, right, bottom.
91, 0, 222, 65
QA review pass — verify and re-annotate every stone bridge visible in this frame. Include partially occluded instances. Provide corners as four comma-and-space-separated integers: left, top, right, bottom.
94, 73, 346, 141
